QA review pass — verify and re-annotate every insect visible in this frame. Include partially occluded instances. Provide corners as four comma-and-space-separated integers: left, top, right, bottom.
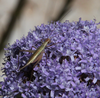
19, 38, 51, 71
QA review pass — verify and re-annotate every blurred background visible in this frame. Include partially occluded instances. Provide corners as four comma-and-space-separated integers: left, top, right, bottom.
0, 0, 100, 82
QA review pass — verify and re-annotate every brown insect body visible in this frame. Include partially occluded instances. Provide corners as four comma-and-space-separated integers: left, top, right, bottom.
19, 38, 50, 71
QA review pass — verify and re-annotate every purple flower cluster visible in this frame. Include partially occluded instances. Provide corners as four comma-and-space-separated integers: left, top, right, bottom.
0, 18, 100, 98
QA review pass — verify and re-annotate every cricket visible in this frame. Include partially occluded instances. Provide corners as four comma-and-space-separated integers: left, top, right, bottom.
19, 38, 51, 71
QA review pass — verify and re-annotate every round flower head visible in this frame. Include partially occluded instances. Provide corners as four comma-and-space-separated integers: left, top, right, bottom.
0, 18, 100, 98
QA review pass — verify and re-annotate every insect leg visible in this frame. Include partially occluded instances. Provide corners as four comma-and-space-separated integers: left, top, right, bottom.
20, 50, 35, 53
18, 50, 35, 70
28, 52, 43, 89
31, 46, 37, 49
30, 56, 42, 81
